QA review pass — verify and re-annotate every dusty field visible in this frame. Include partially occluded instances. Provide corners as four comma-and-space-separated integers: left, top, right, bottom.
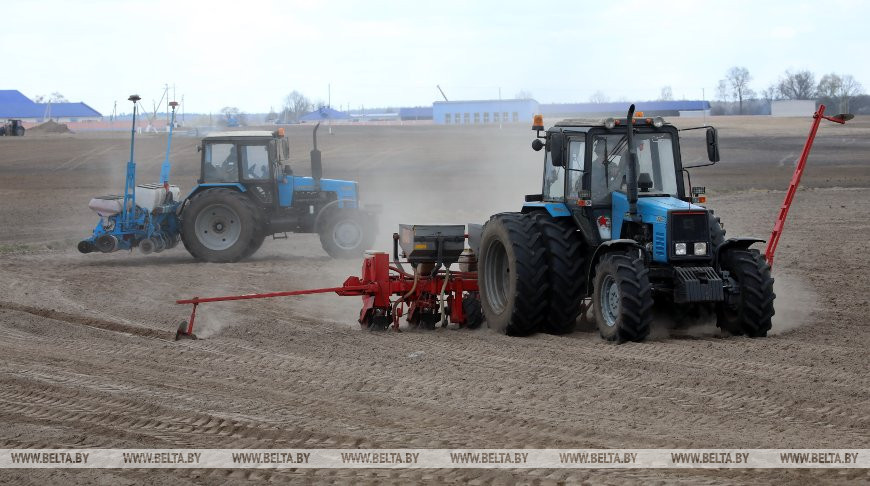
0, 117, 868, 484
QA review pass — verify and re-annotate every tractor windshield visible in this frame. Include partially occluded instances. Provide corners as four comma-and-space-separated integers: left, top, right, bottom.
590, 132, 678, 204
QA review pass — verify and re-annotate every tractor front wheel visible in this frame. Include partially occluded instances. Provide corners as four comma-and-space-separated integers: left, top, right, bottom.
181, 188, 263, 263
592, 251, 653, 342
716, 249, 775, 337
318, 210, 374, 259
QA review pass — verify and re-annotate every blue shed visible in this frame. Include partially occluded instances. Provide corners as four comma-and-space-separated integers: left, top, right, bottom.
398, 107, 433, 121
299, 107, 350, 122
433, 99, 539, 125
540, 101, 710, 117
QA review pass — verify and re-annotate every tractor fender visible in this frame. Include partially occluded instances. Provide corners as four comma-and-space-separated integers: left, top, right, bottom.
179, 184, 248, 217
314, 198, 366, 232
183, 183, 247, 201
585, 239, 646, 296
715, 237, 765, 266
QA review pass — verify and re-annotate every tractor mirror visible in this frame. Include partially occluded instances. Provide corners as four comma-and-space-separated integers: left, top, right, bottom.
310, 149, 323, 180
196, 145, 202, 153
282, 138, 290, 158
706, 127, 720, 163
549, 133, 564, 167
531, 139, 544, 151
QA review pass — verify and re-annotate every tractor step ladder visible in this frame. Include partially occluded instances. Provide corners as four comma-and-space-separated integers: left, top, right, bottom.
765, 104, 851, 269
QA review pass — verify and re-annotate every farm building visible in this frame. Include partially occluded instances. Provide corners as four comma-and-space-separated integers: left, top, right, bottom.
540, 100, 711, 118
433, 99, 539, 125
398, 107, 433, 121
0, 90, 102, 122
299, 106, 351, 122
771, 100, 816, 117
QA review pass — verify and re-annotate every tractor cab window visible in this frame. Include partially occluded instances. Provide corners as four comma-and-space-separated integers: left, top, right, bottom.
542, 151, 564, 200
590, 132, 678, 204
567, 139, 586, 200
203, 143, 238, 182
241, 144, 270, 180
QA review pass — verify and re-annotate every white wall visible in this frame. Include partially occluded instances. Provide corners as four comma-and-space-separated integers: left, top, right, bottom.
771, 100, 816, 117
678, 110, 711, 118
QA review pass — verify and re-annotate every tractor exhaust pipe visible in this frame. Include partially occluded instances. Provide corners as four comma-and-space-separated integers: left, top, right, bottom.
625, 104, 639, 219
311, 122, 323, 185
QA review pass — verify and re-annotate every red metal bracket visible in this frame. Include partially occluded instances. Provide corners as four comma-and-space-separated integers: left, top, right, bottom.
765, 104, 848, 269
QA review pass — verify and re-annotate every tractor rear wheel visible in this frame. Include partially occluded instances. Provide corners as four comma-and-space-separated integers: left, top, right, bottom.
532, 212, 586, 334
181, 188, 263, 263
319, 210, 374, 259
478, 213, 548, 336
715, 249, 775, 337
14, 126, 25, 136
592, 251, 653, 342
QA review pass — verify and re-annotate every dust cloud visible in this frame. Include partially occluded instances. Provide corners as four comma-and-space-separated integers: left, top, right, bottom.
770, 271, 818, 335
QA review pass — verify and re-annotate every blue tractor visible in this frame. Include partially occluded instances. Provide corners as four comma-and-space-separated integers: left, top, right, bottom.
474, 105, 775, 342
78, 95, 376, 262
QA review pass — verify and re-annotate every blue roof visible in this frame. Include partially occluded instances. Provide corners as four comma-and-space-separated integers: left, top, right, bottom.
299, 107, 350, 121
398, 107, 433, 119
38, 102, 102, 118
0, 90, 102, 119
540, 101, 710, 115
0, 90, 33, 104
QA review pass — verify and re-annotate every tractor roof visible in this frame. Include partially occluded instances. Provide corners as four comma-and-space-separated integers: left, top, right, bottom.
550, 117, 673, 131
203, 130, 276, 140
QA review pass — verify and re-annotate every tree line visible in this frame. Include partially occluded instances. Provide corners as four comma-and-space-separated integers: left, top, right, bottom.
714, 67, 865, 115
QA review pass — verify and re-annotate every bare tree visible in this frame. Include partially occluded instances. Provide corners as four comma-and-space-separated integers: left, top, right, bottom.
265, 106, 278, 123
777, 70, 816, 100
588, 90, 609, 103
761, 84, 779, 103
837, 75, 864, 112
716, 80, 730, 102
283, 91, 312, 122
219, 106, 245, 126
724, 67, 753, 114
659, 86, 674, 101
49, 92, 67, 103
514, 89, 533, 99
818, 73, 864, 113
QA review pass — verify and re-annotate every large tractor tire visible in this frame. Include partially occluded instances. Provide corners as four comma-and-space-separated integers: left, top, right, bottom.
592, 251, 653, 342
709, 212, 726, 249
14, 126, 25, 136
181, 188, 264, 263
478, 213, 548, 336
715, 249, 775, 337
318, 210, 375, 259
531, 212, 586, 334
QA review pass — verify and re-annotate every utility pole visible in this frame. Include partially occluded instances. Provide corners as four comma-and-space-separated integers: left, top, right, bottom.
498, 87, 502, 129
702, 88, 706, 125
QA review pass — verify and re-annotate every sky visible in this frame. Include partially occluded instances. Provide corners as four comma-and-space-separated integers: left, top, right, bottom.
2, 0, 868, 115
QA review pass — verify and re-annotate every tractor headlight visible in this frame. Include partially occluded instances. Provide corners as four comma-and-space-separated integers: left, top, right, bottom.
653, 116, 664, 128
604, 117, 615, 129
675, 242, 687, 255
693, 242, 707, 255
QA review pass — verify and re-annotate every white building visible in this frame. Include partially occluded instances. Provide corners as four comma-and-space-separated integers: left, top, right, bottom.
771, 100, 816, 117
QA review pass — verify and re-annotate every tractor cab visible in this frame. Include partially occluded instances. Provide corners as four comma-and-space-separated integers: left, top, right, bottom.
527, 110, 721, 264
199, 130, 289, 202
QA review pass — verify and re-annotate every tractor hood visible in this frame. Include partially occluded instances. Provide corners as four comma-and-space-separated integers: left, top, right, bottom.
612, 194, 707, 263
